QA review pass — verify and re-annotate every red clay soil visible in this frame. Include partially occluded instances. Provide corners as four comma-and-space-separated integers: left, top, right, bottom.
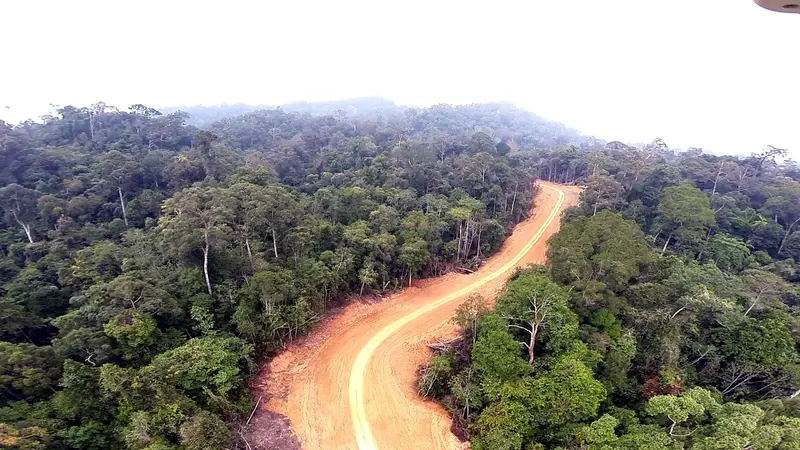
246, 182, 582, 450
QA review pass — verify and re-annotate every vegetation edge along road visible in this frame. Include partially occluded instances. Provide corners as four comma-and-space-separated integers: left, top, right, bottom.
349, 183, 567, 450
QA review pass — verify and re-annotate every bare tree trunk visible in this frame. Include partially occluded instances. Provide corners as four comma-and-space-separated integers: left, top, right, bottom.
528, 324, 538, 365
671, 305, 687, 319
464, 368, 473, 418
456, 222, 463, 261
118, 186, 128, 226
245, 236, 253, 261
462, 220, 470, 258
711, 161, 724, 196
272, 228, 279, 259
661, 233, 672, 256
778, 217, 800, 254
202, 241, 213, 295
745, 293, 762, 316
510, 183, 518, 219
737, 167, 749, 193
21, 222, 33, 243
12, 212, 34, 243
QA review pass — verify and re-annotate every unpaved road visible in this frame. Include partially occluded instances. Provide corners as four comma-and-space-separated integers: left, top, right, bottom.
252, 182, 581, 450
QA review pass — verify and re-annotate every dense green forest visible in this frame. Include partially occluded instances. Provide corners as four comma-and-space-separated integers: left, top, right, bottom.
420, 143, 800, 449
0, 100, 589, 449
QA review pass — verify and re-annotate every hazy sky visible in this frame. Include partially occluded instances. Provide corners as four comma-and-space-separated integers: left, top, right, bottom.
1, 0, 798, 155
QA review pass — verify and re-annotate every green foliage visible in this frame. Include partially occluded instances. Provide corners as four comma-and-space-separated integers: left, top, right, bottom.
578, 414, 619, 446
526, 356, 607, 428
471, 400, 533, 450
418, 352, 455, 398
658, 184, 715, 252
0, 342, 60, 402
702, 234, 753, 272
2, 101, 567, 448
472, 314, 530, 382
103, 311, 160, 361
599, 331, 637, 394
719, 316, 796, 369
178, 410, 230, 450
548, 211, 651, 291
144, 336, 253, 400
495, 274, 578, 362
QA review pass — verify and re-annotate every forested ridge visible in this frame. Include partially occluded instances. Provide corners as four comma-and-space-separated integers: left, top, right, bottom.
0, 100, 588, 449
420, 143, 800, 449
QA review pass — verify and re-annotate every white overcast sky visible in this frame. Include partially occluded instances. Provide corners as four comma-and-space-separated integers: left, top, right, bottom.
1, 0, 797, 155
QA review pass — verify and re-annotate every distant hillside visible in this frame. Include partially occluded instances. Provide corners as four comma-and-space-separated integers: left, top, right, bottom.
162, 97, 595, 150
161, 96, 404, 128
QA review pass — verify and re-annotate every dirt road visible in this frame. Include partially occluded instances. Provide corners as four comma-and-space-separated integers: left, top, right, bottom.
253, 182, 581, 450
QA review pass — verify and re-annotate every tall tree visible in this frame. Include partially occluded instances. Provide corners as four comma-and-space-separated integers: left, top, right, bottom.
548, 211, 651, 291
657, 184, 715, 255
581, 175, 626, 215
759, 178, 800, 254
0, 183, 40, 243
494, 274, 574, 365
96, 150, 137, 226
158, 187, 234, 294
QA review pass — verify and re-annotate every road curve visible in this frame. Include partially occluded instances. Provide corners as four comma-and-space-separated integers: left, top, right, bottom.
259, 182, 581, 450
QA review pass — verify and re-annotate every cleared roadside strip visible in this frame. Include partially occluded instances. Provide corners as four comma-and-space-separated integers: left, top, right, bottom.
348, 184, 566, 450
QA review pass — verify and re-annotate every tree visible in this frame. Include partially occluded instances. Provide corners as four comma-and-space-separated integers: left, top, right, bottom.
740, 269, 786, 316
644, 387, 709, 437
259, 184, 299, 259
471, 314, 530, 382
453, 293, 488, 345
399, 239, 430, 285
472, 400, 532, 450
96, 150, 137, 226
548, 211, 651, 291
0, 183, 40, 243
178, 411, 230, 450
599, 332, 637, 395
228, 182, 267, 261
358, 262, 378, 295
759, 178, 800, 254
702, 234, 752, 272
158, 187, 234, 295
716, 316, 797, 398
0, 342, 60, 402
468, 132, 495, 155
657, 184, 715, 255
527, 354, 607, 427
582, 175, 626, 216
143, 336, 253, 404
494, 274, 572, 365
103, 311, 160, 361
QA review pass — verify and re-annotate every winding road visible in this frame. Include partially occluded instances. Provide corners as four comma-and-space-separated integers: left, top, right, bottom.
255, 182, 581, 450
